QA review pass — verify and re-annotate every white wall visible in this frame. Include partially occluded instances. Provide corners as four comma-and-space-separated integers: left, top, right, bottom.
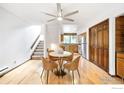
78, 6, 124, 75
44, 23, 79, 57
0, 7, 42, 75
77, 27, 89, 60
44, 23, 60, 57
63, 24, 78, 33
109, 17, 116, 75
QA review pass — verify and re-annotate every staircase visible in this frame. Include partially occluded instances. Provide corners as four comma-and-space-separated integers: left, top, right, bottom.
31, 41, 44, 60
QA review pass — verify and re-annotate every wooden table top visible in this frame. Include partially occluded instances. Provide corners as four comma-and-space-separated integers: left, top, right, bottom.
49, 51, 72, 58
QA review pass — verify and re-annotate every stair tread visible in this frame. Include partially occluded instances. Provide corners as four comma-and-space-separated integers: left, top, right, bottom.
38, 43, 44, 45
35, 50, 44, 52
33, 53, 43, 55
36, 47, 44, 49
34, 51, 44, 52
38, 42, 44, 43
39, 41, 44, 42
32, 55, 43, 57
37, 45, 43, 46
31, 56, 42, 60
35, 48, 44, 50
34, 49, 44, 52
38, 44, 43, 45
37, 44, 44, 46
33, 54, 43, 55
36, 46, 44, 47
32, 58, 41, 60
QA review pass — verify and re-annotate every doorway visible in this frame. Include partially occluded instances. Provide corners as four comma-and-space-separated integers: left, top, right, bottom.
79, 33, 87, 58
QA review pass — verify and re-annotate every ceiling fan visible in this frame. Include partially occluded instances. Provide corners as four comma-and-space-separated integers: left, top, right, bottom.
42, 3, 79, 22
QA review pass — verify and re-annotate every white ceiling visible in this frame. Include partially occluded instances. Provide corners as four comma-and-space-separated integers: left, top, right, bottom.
0, 3, 124, 27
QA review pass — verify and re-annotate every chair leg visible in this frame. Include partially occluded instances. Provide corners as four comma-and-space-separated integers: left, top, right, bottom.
40, 69, 44, 84
46, 70, 49, 84
52, 70, 53, 72
77, 69, 80, 78
72, 71, 74, 84
122, 77, 124, 83
40, 69, 44, 78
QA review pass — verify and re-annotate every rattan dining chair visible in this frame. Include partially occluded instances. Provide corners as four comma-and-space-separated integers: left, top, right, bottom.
48, 54, 59, 62
41, 57, 58, 84
63, 53, 73, 63
47, 48, 54, 53
59, 45, 65, 51
63, 56, 81, 84
46, 48, 59, 63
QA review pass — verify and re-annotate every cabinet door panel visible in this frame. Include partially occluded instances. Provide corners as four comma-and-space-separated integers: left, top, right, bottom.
90, 47, 94, 61
98, 49, 103, 67
103, 30, 109, 49
97, 31, 103, 48
116, 16, 124, 52
90, 29, 94, 46
94, 27, 97, 46
94, 47, 97, 64
103, 50, 109, 71
117, 60, 124, 77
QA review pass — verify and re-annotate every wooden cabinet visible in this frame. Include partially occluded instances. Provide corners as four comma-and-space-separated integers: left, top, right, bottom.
116, 16, 124, 52
116, 16, 124, 78
89, 19, 109, 72
116, 53, 124, 78
117, 61, 124, 78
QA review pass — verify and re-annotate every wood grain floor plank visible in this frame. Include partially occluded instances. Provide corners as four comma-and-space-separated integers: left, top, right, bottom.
0, 56, 123, 84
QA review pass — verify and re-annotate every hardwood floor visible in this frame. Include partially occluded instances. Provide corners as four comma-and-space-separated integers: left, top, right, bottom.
0, 56, 123, 84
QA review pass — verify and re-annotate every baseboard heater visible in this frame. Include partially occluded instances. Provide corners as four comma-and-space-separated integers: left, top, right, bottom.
0, 67, 8, 72
0, 67, 9, 77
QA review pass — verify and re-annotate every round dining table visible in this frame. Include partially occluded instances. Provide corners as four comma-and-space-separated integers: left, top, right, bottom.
49, 51, 72, 77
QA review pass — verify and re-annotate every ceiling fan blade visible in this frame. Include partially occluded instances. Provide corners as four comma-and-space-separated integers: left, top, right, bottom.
57, 3, 62, 16
64, 10, 79, 17
42, 12, 56, 17
64, 18, 74, 22
47, 18, 56, 22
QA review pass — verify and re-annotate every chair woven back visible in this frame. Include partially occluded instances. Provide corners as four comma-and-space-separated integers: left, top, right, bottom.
70, 56, 80, 70
48, 55, 59, 61
63, 53, 73, 62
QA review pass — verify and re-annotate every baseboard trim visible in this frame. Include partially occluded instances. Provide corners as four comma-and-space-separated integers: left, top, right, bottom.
0, 59, 31, 78
108, 73, 116, 77
81, 55, 117, 77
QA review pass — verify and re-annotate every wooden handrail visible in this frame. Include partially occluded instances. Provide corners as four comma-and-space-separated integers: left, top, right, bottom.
31, 34, 40, 49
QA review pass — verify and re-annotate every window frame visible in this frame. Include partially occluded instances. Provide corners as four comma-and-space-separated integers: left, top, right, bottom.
62, 33, 77, 44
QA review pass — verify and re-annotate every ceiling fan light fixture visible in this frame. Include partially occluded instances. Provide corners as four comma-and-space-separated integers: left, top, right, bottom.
57, 16, 63, 21
43, 3, 78, 22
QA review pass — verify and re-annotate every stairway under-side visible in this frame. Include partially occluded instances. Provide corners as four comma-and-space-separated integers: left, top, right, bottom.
31, 41, 44, 60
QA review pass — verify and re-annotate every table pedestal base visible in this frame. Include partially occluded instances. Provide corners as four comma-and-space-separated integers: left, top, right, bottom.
54, 70, 66, 77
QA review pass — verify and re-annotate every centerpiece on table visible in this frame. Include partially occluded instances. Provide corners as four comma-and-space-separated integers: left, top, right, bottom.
56, 46, 64, 54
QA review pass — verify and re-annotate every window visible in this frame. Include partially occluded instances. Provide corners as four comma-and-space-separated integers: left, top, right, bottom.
63, 33, 77, 44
